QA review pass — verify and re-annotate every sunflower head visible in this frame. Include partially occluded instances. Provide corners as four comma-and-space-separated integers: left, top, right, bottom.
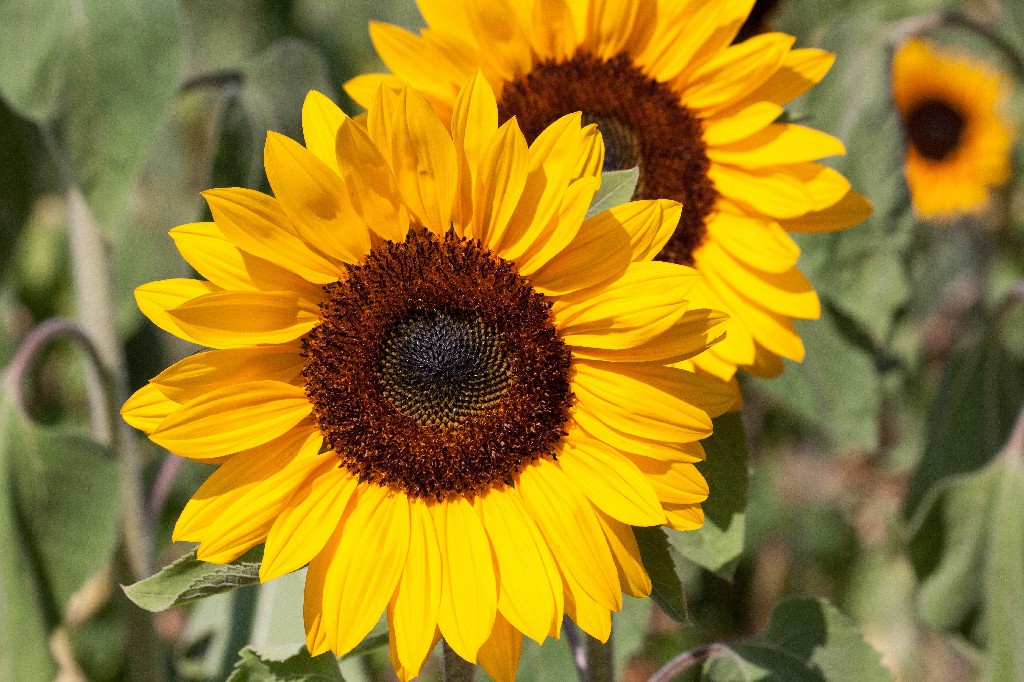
123, 73, 735, 682
892, 38, 1015, 220
346, 0, 872, 381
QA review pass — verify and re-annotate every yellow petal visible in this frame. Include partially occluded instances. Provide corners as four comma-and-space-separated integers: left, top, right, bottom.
334, 117, 410, 242
563, 569, 612, 642
739, 48, 835, 107
664, 503, 705, 531
700, 241, 820, 319
150, 381, 312, 459
572, 361, 715, 442
517, 460, 620, 611
682, 33, 795, 112
553, 261, 697, 350
529, 0, 578, 61
528, 200, 632, 295
708, 163, 814, 219
702, 101, 784, 146
473, 118, 529, 248
595, 199, 683, 264
260, 463, 359, 581
594, 511, 651, 598
707, 124, 845, 167
434, 496, 497, 663
203, 187, 342, 285
477, 612, 523, 682
264, 131, 373, 264
169, 222, 324, 301
627, 455, 709, 505
585, 0, 643, 60
121, 383, 178, 435
150, 346, 305, 403
571, 308, 727, 364
391, 501, 443, 676
368, 22, 459, 103
135, 279, 221, 344
450, 70, 499, 233
779, 190, 872, 233
343, 73, 406, 111
572, 409, 708, 462
302, 90, 347, 174
706, 208, 800, 274
786, 162, 853, 211
173, 427, 322, 555
319, 485, 410, 656
513, 176, 599, 276
304, 527, 333, 656
478, 489, 562, 643
463, 0, 533, 83
367, 87, 457, 234
558, 437, 664, 526
168, 290, 319, 348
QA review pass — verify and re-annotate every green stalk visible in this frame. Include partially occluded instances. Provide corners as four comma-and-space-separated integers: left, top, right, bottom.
443, 640, 476, 682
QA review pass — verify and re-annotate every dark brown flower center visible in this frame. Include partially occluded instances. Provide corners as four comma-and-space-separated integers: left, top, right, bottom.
904, 98, 966, 161
497, 51, 717, 266
302, 228, 572, 500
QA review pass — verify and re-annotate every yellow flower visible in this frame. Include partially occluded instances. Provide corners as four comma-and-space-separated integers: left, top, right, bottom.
122, 74, 732, 681
345, 0, 871, 380
892, 38, 1015, 220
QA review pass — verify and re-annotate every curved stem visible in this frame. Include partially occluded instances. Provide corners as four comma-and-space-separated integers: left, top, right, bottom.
563, 616, 587, 681
583, 630, 614, 682
5, 318, 108, 422
889, 11, 1024, 82
647, 642, 731, 682
443, 640, 476, 682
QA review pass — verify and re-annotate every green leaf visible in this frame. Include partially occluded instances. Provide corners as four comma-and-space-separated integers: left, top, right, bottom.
0, 99, 36, 280
0, 387, 120, 680
669, 412, 748, 580
904, 324, 1024, 518
792, 15, 915, 345
0, 0, 186, 226
702, 597, 893, 681
211, 38, 334, 192
634, 526, 690, 623
753, 306, 880, 449
908, 440, 1024, 681
586, 167, 639, 219
228, 643, 344, 682
123, 549, 262, 612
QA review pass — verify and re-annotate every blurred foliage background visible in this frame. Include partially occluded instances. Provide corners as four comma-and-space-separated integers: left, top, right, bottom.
1, 0, 1023, 680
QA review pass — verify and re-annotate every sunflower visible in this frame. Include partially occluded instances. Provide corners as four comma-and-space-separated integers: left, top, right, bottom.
344, 0, 871, 380
892, 38, 1014, 220
122, 74, 733, 681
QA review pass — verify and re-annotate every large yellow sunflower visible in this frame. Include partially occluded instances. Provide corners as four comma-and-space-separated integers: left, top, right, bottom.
345, 0, 871, 380
122, 74, 733, 681
892, 38, 1015, 220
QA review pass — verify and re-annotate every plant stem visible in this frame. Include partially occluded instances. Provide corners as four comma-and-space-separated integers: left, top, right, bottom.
583, 630, 614, 682
563, 616, 587, 681
647, 642, 731, 682
443, 640, 476, 682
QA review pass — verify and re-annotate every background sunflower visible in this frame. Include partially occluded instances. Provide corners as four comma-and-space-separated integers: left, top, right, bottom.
892, 38, 1015, 220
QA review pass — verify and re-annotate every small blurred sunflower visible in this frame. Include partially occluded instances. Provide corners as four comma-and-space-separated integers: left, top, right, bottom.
347, 0, 871, 379
892, 38, 1015, 220
123, 74, 733, 681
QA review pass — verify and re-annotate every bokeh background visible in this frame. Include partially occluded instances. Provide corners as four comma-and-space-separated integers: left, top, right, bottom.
2, 0, 1024, 680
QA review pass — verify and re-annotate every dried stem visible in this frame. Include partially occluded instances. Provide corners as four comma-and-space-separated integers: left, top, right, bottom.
647, 642, 732, 682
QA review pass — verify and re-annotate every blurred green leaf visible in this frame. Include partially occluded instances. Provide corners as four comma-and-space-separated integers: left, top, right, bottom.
670, 412, 748, 580
0, 99, 36, 280
123, 549, 261, 612
908, 435, 1024, 682
702, 597, 893, 681
211, 38, 334, 192
586, 167, 639, 219
228, 642, 344, 682
634, 526, 689, 623
0, 385, 120, 679
754, 307, 880, 449
904, 321, 1024, 517
794, 15, 916, 346
0, 0, 185, 226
